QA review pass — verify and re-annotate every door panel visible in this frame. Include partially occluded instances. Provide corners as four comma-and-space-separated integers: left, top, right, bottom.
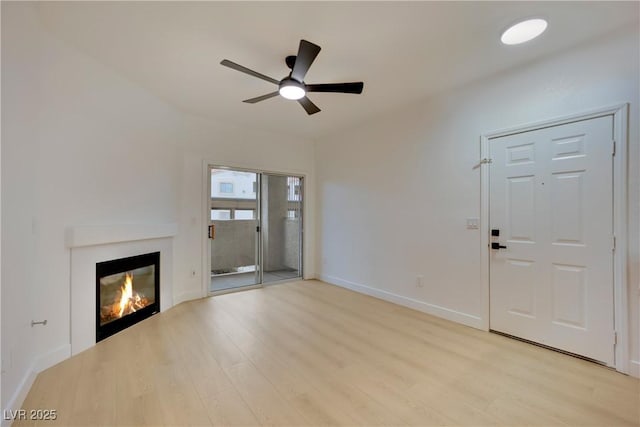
489, 116, 614, 365
209, 168, 260, 292
504, 258, 536, 318
551, 263, 587, 329
551, 171, 584, 244
507, 175, 536, 241
261, 174, 303, 284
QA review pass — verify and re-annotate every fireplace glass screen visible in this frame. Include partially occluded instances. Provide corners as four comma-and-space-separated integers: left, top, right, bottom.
96, 252, 160, 341
99, 266, 156, 326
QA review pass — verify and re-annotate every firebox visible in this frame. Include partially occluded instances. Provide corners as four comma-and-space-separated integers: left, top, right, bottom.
96, 252, 160, 342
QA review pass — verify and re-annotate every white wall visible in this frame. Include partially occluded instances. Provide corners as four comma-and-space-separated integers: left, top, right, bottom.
1, 2, 315, 414
0, 0, 5, 411
316, 26, 639, 373
1, 3, 42, 415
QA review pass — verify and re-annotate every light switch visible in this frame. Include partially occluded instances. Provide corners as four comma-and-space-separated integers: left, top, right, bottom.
466, 217, 479, 229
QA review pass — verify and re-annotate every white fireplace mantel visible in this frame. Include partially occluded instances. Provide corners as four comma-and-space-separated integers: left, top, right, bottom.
65, 223, 178, 248
68, 223, 177, 355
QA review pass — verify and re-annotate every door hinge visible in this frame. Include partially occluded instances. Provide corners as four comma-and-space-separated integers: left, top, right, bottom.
480, 158, 493, 164
613, 331, 617, 345
612, 140, 616, 156
256, 225, 260, 232
612, 235, 616, 252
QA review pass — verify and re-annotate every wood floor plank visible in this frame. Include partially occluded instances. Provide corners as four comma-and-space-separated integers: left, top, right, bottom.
281, 281, 640, 424
212, 292, 406, 425
15, 280, 640, 426
208, 309, 361, 425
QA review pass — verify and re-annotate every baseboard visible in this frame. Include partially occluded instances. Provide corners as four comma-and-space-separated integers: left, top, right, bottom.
630, 360, 640, 378
2, 344, 71, 427
34, 344, 70, 373
319, 274, 483, 330
2, 363, 37, 427
173, 289, 204, 305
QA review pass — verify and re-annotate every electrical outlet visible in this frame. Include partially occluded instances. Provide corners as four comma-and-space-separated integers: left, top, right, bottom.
416, 275, 424, 288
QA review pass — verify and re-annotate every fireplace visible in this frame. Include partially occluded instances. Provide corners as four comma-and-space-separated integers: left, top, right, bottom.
96, 252, 160, 342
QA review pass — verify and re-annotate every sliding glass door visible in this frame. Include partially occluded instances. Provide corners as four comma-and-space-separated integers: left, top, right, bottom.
261, 174, 303, 284
208, 167, 303, 294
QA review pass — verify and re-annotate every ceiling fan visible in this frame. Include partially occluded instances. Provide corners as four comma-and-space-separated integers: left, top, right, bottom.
220, 39, 364, 115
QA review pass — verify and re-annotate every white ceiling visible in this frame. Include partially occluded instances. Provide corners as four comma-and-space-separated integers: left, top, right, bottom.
36, 1, 638, 139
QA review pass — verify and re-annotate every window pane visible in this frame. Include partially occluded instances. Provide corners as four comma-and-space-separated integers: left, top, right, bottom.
234, 210, 255, 220
211, 209, 231, 220
211, 170, 257, 200
219, 182, 233, 193
287, 177, 301, 201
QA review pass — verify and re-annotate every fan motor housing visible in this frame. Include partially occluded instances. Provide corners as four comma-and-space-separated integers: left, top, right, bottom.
285, 55, 297, 70
279, 78, 304, 90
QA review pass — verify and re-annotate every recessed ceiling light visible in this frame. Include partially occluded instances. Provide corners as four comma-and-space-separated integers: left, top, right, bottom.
501, 18, 548, 45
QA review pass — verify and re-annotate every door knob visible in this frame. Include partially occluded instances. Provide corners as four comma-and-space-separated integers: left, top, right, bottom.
491, 242, 507, 250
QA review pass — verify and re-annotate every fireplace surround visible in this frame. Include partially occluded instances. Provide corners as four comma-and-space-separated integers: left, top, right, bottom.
68, 223, 176, 356
96, 251, 160, 342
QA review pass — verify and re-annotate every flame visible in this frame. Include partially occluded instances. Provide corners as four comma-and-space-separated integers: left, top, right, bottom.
118, 273, 134, 317
100, 272, 151, 325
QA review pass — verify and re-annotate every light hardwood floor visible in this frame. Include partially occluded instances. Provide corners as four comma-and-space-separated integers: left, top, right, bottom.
16, 280, 640, 426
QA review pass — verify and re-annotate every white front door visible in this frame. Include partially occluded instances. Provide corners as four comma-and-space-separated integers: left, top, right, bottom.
489, 116, 615, 365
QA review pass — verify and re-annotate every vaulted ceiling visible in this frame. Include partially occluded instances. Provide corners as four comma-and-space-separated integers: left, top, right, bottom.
36, 1, 639, 138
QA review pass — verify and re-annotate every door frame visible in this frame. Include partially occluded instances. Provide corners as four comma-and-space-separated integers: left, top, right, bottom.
480, 103, 629, 373
201, 161, 305, 297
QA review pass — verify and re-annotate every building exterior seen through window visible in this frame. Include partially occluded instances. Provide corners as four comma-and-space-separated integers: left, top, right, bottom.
211, 170, 258, 221
219, 182, 233, 193
212, 170, 256, 199
210, 170, 301, 221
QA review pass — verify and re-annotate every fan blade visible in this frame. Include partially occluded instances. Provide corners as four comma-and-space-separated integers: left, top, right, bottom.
306, 82, 364, 94
298, 96, 321, 115
291, 40, 321, 82
220, 59, 279, 85
243, 92, 279, 104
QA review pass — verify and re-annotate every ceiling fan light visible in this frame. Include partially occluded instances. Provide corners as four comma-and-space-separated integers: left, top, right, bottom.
501, 18, 548, 45
279, 84, 305, 100
279, 79, 306, 100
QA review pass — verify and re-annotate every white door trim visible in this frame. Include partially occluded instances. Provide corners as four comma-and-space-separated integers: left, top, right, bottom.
480, 103, 629, 374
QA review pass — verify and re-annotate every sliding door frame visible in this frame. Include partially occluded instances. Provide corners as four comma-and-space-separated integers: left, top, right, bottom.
202, 162, 305, 297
